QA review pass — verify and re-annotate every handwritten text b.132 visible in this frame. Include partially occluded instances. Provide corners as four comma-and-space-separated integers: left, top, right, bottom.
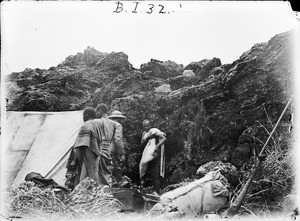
113, 1, 176, 14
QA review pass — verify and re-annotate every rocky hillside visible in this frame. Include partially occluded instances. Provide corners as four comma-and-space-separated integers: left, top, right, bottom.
6, 31, 294, 187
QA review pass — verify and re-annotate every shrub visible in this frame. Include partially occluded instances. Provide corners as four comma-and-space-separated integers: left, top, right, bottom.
237, 122, 295, 217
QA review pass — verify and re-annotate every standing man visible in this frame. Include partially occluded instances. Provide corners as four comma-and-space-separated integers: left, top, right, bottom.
139, 119, 167, 194
108, 110, 126, 186
73, 107, 102, 186
94, 103, 119, 186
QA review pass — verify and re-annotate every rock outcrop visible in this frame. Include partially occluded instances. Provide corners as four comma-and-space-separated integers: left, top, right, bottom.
6, 31, 294, 187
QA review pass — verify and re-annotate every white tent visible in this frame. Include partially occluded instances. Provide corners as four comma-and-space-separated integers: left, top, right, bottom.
1, 111, 84, 193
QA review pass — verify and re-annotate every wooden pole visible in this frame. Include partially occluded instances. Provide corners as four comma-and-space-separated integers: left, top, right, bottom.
221, 159, 260, 217
258, 97, 292, 157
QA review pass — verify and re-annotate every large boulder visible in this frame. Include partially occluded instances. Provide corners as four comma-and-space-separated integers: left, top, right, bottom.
185, 57, 222, 81
61, 46, 108, 67
140, 58, 182, 79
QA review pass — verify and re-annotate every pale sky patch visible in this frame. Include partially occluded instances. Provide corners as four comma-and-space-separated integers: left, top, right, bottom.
1, 1, 298, 75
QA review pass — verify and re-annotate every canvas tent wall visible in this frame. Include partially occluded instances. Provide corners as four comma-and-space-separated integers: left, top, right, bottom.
1, 111, 84, 192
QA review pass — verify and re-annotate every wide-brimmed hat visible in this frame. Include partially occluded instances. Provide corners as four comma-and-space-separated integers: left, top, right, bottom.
109, 110, 127, 119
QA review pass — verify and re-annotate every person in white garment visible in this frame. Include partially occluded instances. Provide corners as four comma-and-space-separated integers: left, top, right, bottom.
139, 119, 167, 194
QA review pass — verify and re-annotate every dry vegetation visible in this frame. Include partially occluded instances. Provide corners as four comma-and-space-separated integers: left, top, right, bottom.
6, 178, 125, 220
229, 120, 295, 218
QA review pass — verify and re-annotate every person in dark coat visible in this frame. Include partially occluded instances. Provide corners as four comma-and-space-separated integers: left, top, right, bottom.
108, 110, 126, 186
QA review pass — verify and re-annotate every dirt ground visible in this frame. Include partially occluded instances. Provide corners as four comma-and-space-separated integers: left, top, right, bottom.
1, 211, 297, 221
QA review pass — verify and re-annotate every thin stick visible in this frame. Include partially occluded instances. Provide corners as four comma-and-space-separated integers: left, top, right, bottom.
263, 104, 274, 128
258, 97, 292, 157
